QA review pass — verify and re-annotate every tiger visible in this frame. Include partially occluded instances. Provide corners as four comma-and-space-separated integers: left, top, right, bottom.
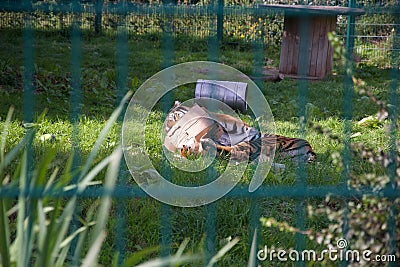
164, 101, 316, 164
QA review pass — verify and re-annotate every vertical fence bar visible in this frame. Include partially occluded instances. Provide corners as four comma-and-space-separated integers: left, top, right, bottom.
204, 2, 220, 263
22, 1, 34, 125
387, 4, 399, 266
116, 2, 128, 109
204, 167, 217, 265
70, 1, 82, 125
115, 2, 129, 265
294, 15, 311, 267
208, 0, 220, 62
160, 1, 174, 260
248, 9, 265, 266
216, 0, 224, 43
341, 2, 357, 264
69, 0, 82, 264
251, 9, 264, 81
22, 0, 35, 265
94, 0, 103, 35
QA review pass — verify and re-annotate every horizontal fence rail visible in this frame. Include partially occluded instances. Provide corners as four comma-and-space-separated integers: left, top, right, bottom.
1, 184, 400, 199
0, 1, 399, 61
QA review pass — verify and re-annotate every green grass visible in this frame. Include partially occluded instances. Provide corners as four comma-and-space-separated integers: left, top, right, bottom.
1, 28, 399, 266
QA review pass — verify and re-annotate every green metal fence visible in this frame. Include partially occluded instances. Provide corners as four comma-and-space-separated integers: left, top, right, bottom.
0, 1, 399, 61
0, 0, 399, 266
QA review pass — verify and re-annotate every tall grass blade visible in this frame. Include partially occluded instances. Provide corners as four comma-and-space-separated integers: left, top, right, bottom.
24, 158, 39, 267
34, 201, 56, 267
59, 151, 75, 188
89, 147, 121, 246
49, 198, 77, 264
60, 222, 96, 249
111, 252, 120, 267
14, 151, 27, 267
76, 153, 114, 193
36, 200, 47, 257
27, 148, 57, 267
1, 106, 14, 164
247, 229, 257, 267
175, 238, 190, 258
0, 108, 14, 264
44, 166, 59, 192
80, 231, 107, 267
73, 201, 99, 263
54, 243, 70, 267
122, 247, 160, 267
0, 131, 33, 176
79, 91, 131, 180
0, 197, 11, 267
37, 196, 62, 267
206, 237, 240, 267
34, 147, 56, 188
135, 255, 202, 267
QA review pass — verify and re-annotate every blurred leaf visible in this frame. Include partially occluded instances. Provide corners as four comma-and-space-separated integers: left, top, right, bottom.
39, 133, 56, 142
247, 229, 257, 267
206, 237, 240, 267
78, 91, 132, 181
22, 122, 37, 129
122, 246, 160, 267
135, 254, 201, 267
0, 198, 11, 267
81, 231, 107, 267
175, 237, 190, 259
1, 106, 14, 163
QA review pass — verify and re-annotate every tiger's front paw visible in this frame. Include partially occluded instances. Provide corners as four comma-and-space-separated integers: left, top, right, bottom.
179, 139, 217, 159
199, 138, 217, 155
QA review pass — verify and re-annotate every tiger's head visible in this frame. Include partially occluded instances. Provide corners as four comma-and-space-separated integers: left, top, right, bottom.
164, 101, 189, 134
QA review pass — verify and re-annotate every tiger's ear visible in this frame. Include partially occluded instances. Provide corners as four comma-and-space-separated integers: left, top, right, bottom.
173, 101, 181, 108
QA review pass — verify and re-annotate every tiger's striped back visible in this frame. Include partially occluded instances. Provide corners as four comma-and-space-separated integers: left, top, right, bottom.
274, 134, 316, 163
220, 134, 315, 163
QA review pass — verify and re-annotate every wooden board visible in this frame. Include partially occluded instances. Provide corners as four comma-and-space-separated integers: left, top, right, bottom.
279, 16, 299, 75
326, 16, 337, 74
258, 4, 365, 16
309, 16, 320, 77
259, 4, 364, 79
316, 16, 328, 77
279, 14, 336, 78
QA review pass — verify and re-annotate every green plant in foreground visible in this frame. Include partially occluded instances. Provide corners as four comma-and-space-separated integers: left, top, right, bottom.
0, 91, 132, 266
0, 92, 242, 267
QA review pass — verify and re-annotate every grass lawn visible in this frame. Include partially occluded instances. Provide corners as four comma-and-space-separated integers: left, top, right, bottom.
0, 28, 399, 266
